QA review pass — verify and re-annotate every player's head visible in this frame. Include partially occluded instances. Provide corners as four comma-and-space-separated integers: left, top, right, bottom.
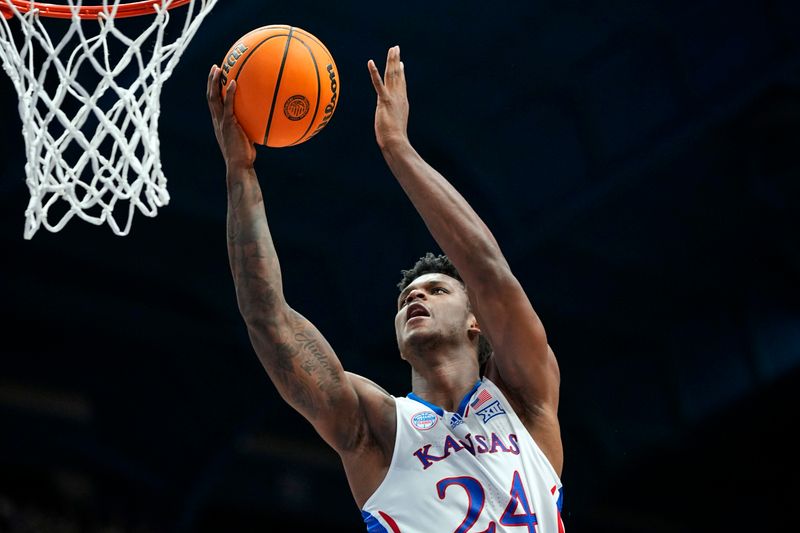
395, 253, 492, 366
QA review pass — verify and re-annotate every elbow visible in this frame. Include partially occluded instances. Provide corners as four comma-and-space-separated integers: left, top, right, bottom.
236, 295, 293, 338
460, 235, 511, 276
234, 282, 288, 324
468, 255, 516, 290
242, 314, 281, 340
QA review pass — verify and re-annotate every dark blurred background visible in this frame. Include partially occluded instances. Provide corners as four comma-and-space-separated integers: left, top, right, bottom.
1, 0, 799, 531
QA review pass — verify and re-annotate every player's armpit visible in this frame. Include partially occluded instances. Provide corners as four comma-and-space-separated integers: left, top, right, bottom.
483, 348, 563, 476
468, 272, 559, 414
340, 372, 398, 506
345, 372, 397, 456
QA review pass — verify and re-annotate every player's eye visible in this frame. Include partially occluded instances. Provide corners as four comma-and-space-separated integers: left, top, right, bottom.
431, 287, 448, 294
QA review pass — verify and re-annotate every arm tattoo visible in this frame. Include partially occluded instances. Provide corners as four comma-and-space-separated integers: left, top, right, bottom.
227, 176, 284, 323
226, 173, 345, 419
270, 341, 318, 413
294, 330, 343, 406
254, 317, 345, 418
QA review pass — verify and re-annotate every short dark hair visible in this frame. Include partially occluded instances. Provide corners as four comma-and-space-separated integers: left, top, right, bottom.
398, 253, 493, 367
397, 252, 462, 291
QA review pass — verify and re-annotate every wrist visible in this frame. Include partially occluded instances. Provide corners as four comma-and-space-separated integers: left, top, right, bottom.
378, 134, 412, 156
225, 162, 257, 182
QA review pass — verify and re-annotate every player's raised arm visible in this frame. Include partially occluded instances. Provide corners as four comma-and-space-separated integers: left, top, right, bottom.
207, 65, 391, 457
368, 47, 562, 471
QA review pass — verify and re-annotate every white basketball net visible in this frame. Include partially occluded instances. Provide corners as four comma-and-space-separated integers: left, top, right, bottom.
0, 0, 217, 238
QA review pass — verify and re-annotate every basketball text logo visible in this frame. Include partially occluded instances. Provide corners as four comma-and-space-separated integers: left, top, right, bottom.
221, 43, 248, 85
310, 64, 337, 137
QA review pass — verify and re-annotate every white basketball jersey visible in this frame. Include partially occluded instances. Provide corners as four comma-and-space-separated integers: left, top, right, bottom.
361, 377, 564, 533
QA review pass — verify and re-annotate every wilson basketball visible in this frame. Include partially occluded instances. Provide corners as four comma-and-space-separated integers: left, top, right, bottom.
220, 25, 339, 147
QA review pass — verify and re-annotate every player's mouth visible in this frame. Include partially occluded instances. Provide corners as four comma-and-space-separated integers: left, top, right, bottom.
406, 303, 430, 323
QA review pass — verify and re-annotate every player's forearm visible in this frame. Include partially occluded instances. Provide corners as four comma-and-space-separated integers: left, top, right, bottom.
226, 165, 289, 328
381, 140, 509, 279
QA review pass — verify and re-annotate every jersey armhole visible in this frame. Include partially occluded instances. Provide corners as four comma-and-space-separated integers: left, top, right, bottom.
360, 396, 405, 511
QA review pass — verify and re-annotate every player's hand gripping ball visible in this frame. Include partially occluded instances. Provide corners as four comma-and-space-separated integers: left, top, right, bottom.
220, 25, 339, 147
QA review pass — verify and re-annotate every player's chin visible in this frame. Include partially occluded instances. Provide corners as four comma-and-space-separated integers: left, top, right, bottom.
402, 326, 440, 350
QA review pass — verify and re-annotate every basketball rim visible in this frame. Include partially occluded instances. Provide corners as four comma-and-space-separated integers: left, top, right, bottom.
1, 0, 193, 20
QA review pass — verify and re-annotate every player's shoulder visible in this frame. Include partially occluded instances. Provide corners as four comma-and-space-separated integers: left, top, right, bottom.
345, 371, 397, 422
345, 371, 393, 398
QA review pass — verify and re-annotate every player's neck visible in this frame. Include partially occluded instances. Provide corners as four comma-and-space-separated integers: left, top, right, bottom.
409, 353, 480, 412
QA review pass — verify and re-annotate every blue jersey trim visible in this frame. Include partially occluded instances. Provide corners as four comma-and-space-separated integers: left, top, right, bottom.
407, 392, 444, 416
456, 380, 482, 415
407, 380, 482, 417
362, 510, 389, 533
557, 487, 564, 512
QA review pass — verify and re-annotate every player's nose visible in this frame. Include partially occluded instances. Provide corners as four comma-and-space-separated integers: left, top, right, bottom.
407, 288, 426, 301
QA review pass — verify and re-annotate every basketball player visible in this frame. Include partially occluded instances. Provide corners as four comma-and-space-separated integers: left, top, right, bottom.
207, 45, 564, 532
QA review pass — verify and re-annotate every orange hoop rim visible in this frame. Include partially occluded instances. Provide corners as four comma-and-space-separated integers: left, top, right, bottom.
1, 0, 193, 20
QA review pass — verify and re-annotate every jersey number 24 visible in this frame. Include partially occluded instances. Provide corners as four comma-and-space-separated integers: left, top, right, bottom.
436, 471, 544, 533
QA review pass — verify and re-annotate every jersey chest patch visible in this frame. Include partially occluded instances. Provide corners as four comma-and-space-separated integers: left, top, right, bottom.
410, 410, 438, 430
475, 400, 506, 423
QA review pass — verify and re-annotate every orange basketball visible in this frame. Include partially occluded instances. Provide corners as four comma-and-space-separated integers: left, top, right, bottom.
220, 25, 339, 147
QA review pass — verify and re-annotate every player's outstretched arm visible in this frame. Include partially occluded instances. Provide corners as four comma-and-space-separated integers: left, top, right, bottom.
207, 66, 393, 459
368, 48, 561, 472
